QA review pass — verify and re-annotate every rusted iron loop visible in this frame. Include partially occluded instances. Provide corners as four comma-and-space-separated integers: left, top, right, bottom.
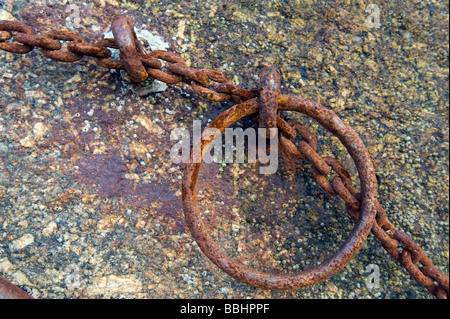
167, 62, 210, 87
67, 41, 111, 59
136, 52, 162, 69
311, 156, 357, 196
420, 266, 449, 298
111, 16, 148, 82
391, 230, 434, 266
40, 30, 84, 62
191, 81, 231, 102
288, 120, 318, 150
298, 141, 331, 175
94, 38, 125, 70
0, 20, 34, 53
182, 94, 378, 290
399, 250, 441, 296
14, 33, 62, 50
276, 116, 296, 139
258, 66, 280, 138
216, 82, 257, 101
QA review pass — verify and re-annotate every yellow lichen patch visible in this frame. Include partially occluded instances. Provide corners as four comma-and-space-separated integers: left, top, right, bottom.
19, 135, 35, 148
232, 11, 250, 22
133, 114, 162, 135
130, 141, 148, 155
87, 275, 143, 296
383, 133, 401, 145
97, 215, 125, 231
33, 122, 49, 140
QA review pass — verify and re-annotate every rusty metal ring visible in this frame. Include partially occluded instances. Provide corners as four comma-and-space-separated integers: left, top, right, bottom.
182, 95, 378, 289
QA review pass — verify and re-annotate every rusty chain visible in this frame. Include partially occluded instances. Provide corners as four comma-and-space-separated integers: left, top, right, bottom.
0, 16, 448, 299
0, 18, 255, 103
278, 110, 449, 299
